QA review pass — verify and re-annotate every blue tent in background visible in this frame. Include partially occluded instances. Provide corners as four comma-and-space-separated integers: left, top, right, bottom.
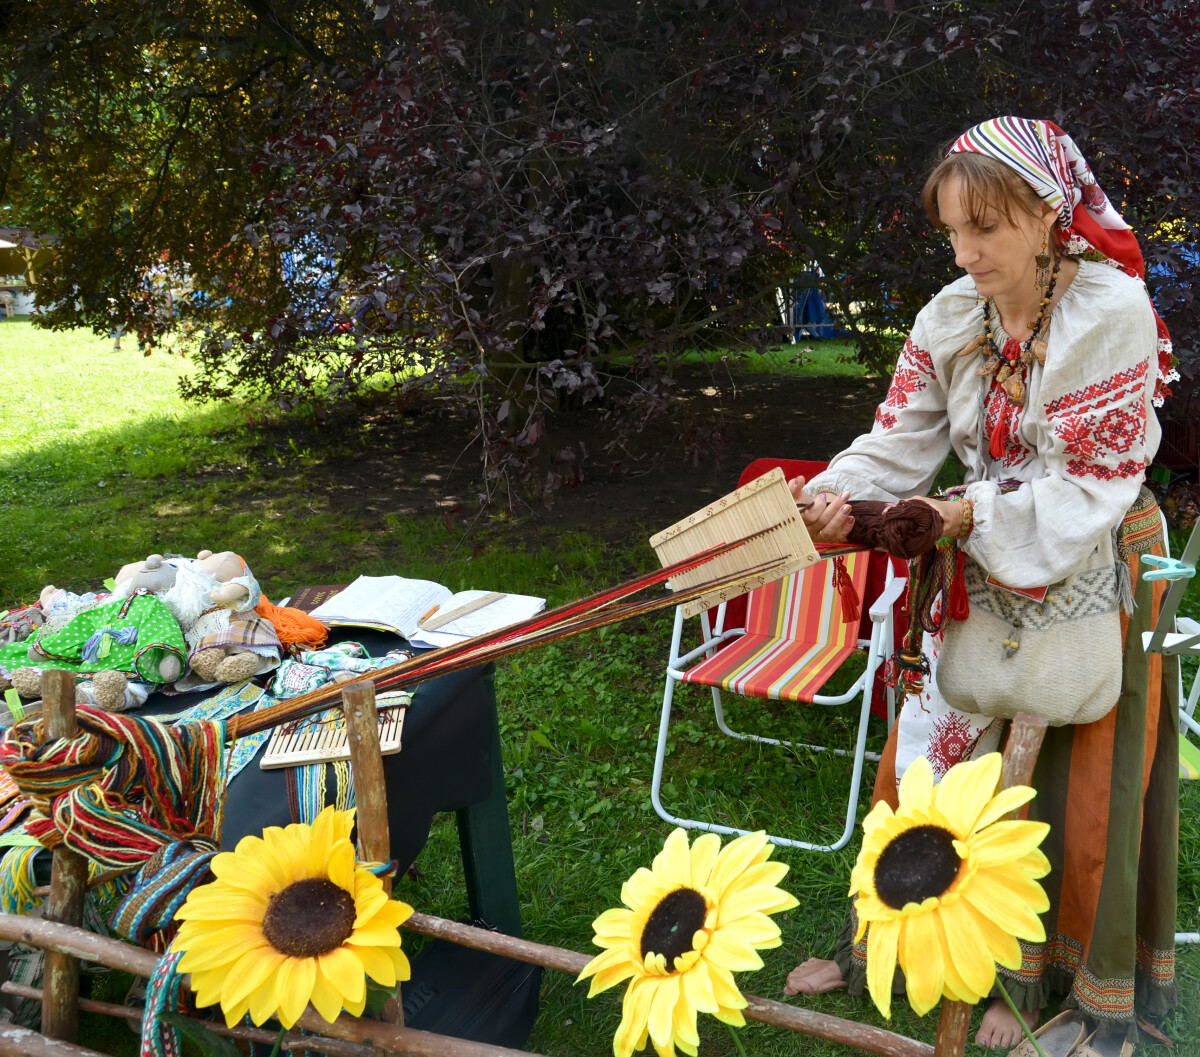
780, 272, 850, 340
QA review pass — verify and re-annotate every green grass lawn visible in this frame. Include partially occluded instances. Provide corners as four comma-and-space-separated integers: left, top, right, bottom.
0, 319, 1197, 1056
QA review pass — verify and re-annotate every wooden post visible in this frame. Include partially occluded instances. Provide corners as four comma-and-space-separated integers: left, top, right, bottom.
932, 714, 1048, 1057
340, 681, 402, 1025
38, 670, 89, 1043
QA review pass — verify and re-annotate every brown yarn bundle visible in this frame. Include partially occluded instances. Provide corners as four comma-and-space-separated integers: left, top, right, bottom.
846, 499, 944, 560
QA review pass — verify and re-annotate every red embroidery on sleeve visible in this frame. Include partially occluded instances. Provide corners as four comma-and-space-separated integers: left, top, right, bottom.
1047, 362, 1148, 480
874, 338, 936, 431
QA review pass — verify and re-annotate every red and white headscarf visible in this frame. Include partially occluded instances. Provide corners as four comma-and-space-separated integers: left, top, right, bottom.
949, 116, 1177, 405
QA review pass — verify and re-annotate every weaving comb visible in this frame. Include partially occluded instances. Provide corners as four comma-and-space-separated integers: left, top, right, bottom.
260, 692, 408, 769
650, 466, 819, 617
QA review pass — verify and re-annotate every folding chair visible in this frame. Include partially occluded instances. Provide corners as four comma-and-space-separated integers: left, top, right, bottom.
650, 459, 906, 852
1139, 509, 1200, 943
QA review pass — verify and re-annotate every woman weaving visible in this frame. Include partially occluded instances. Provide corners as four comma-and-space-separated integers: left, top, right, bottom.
783, 117, 1179, 1055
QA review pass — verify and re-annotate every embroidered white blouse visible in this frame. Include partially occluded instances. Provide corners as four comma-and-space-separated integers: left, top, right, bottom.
806, 261, 1160, 588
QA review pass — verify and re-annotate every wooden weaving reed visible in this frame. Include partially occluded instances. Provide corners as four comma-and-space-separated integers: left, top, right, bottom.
229, 535, 787, 740
650, 466, 819, 617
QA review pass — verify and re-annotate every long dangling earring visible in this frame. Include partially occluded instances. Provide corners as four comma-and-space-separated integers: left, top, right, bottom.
1035, 230, 1051, 291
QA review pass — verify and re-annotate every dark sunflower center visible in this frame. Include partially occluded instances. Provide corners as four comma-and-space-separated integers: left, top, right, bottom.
261, 877, 356, 957
873, 824, 962, 910
640, 887, 707, 965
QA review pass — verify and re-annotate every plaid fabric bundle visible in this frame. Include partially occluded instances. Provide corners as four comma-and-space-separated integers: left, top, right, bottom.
188, 611, 281, 664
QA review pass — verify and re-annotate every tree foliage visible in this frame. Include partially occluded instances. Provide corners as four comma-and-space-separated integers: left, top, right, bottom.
2, 0, 1197, 495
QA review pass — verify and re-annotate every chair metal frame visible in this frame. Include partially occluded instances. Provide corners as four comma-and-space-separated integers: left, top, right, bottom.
1140, 509, 1200, 944
650, 554, 905, 853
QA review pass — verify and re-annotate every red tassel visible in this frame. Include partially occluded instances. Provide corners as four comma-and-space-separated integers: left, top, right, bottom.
948, 547, 970, 621
989, 406, 1008, 460
832, 556, 861, 624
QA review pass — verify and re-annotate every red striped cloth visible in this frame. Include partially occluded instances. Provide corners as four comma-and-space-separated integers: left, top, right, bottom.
681, 551, 870, 702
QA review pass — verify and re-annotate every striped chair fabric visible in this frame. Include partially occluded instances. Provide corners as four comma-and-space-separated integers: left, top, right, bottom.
680, 551, 870, 702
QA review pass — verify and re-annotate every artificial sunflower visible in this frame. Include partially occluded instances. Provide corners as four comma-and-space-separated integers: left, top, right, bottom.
173, 806, 412, 1029
851, 752, 1050, 1019
578, 827, 798, 1057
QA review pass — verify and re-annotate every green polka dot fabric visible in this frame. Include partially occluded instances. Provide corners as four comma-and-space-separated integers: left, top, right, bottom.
0, 594, 186, 685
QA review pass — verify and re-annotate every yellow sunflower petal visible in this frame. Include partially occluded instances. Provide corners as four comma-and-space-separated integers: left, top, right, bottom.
371, 897, 414, 929
210, 845, 286, 893
900, 908, 945, 1017
707, 831, 769, 897
390, 945, 412, 983
937, 894, 996, 1001
671, 987, 701, 1048
327, 837, 357, 893
688, 833, 721, 889
932, 753, 1001, 835
654, 829, 693, 886
865, 916, 900, 1019
275, 955, 318, 1028
710, 1003, 747, 1027
221, 946, 286, 1011
896, 756, 935, 811
622, 866, 663, 909
719, 858, 790, 894
307, 968, 346, 1025
703, 930, 763, 973
345, 943, 398, 988
716, 910, 782, 948
960, 868, 1047, 939
705, 965, 748, 1011
174, 890, 269, 923
347, 919, 402, 947
681, 960, 719, 1014
966, 901, 1023, 968
580, 945, 639, 994
260, 826, 310, 886
968, 820, 1051, 868
715, 887, 795, 926
220, 997, 251, 1029
616, 978, 656, 1057
647, 973, 681, 1047
593, 906, 635, 942
972, 785, 1037, 831
352, 886, 390, 928
318, 945, 367, 1005
304, 808, 336, 876
343, 988, 367, 1019
189, 970, 226, 1011
176, 927, 268, 973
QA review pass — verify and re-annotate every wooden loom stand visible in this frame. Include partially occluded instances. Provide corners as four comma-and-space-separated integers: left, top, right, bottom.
0, 701, 1050, 1057
38, 668, 89, 1043
932, 713, 1049, 1057
341, 680, 404, 1026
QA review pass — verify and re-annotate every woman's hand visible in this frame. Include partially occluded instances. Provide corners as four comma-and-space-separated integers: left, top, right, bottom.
788, 475, 854, 544
913, 496, 964, 538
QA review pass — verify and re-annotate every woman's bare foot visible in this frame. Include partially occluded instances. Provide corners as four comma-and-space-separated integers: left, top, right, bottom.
975, 997, 1038, 1049
783, 957, 848, 996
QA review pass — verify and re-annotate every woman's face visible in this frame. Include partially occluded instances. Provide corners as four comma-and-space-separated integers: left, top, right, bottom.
938, 175, 1054, 304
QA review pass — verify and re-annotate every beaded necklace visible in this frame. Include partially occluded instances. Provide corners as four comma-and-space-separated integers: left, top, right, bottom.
956, 256, 1061, 463
958, 256, 1061, 408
